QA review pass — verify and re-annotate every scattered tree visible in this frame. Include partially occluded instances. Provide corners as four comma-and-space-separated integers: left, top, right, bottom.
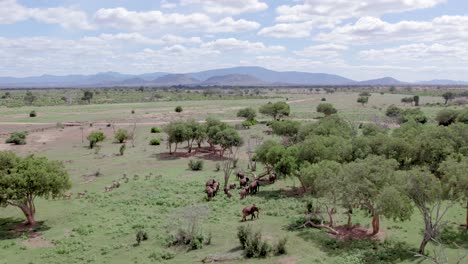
442, 92, 455, 105
259, 101, 290, 120
316, 103, 337, 116
82, 90, 93, 104
0, 152, 71, 225
87, 131, 106, 149
357, 96, 369, 106
435, 109, 459, 126
114, 129, 129, 143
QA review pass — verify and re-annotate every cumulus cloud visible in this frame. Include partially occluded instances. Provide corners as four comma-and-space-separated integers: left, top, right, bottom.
0, 0, 93, 30
85, 33, 201, 45
295, 44, 348, 59
317, 16, 468, 44
180, 0, 268, 15
258, 22, 312, 38
93, 7, 259, 33
201, 38, 285, 53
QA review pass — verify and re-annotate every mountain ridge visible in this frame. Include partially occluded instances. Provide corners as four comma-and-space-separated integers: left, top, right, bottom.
0, 66, 466, 87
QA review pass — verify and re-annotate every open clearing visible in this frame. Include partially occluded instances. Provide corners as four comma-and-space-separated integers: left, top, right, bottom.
0, 91, 466, 264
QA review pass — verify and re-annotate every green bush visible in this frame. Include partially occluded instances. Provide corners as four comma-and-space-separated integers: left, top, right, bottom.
275, 237, 288, 255
5, 131, 28, 145
29, 110, 37, 117
149, 138, 161, 145
136, 230, 148, 246
188, 160, 204, 171
436, 109, 459, 126
175, 106, 183, 113
148, 250, 175, 261
114, 129, 129, 143
321, 98, 326, 101
150, 127, 161, 133
215, 163, 221, 172
237, 225, 285, 258
87, 131, 106, 149
119, 144, 126, 156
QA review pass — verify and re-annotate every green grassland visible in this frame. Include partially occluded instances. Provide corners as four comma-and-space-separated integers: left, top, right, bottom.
0, 91, 466, 264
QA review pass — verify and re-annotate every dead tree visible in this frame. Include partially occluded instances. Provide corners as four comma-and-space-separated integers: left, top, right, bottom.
222, 147, 239, 197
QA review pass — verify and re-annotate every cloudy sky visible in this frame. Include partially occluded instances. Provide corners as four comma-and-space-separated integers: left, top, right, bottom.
1, 0, 468, 81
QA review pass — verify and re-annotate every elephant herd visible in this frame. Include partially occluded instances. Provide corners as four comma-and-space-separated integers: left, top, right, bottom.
204, 171, 276, 222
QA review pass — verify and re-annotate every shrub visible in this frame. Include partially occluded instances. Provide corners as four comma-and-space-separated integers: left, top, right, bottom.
188, 160, 204, 171
321, 98, 326, 101
175, 106, 183, 113
150, 127, 161, 133
456, 108, 468, 124
119, 144, 126, 156
386, 105, 402, 118
131, 109, 135, 114
148, 250, 175, 261
136, 230, 148, 246
6, 131, 28, 145
114, 129, 129, 143
275, 237, 288, 255
215, 163, 221, 172
359, 91, 371, 97
237, 225, 283, 258
87, 131, 106, 149
316, 103, 337, 116
237, 225, 250, 249
29, 110, 37, 117
436, 109, 459, 126
149, 138, 161, 145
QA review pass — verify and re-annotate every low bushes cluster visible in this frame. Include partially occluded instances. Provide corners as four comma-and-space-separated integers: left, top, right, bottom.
188, 160, 204, 171
149, 138, 161, 145
6, 131, 28, 145
237, 225, 287, 258
150, 127, 161, 133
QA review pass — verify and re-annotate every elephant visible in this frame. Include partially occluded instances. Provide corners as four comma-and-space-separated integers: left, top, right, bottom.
239, 188, 248, 199
242, 204, 260, 221
268, 173, 276, 184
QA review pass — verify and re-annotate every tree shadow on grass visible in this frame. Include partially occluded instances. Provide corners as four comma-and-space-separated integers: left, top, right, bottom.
440, 225, 468, 249
0, 218, 50, 240
296, 229, 417, 264
255, 187, 305, 200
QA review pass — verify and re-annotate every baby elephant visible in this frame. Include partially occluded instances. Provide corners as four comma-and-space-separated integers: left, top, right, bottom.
242, 204, 260, 222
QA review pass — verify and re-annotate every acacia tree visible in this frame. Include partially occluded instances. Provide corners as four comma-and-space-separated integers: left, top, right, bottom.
357, 96, 369, 106
0, 152, 71, 225
82, 90, 93, 104
316, 103, 337, 116
405, 168, 453, 254
342, 155, 413, 235
259, 101, 290, 120
438, 155, 468, 230
164, 121, 190, 154
237, 107, 257, 126
214, 128, 243, 157
442, 92, 455, 105
270, 120, 301, 144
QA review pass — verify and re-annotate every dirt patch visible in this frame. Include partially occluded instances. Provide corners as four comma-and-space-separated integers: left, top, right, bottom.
330, 225, 386, 241
278, 256, 298, 264
22, 233, 54, 248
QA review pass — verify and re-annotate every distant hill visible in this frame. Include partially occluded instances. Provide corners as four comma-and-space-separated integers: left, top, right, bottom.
0, 66, 467, 87
202, 74, 265, 86
152, 74, 200, 86
358, 77, 407, 86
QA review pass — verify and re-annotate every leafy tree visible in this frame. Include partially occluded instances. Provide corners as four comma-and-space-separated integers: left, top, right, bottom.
438, 155, 468, 230
259, 101, 290, 120
401, 97, 414, 105
297, 115, 355, 141
164, 121, 190, 154
442, 92, 455, 105
87, 131, 106, 149
357, 96, 369, 106
361, 123, 388, 137
175, 106, 183, 113
399, 108, 427, 124
151, 127, 161, 133
205, 117, 228, 150
184, 120, 205, 153
214, 128, 243, 157
457, 108, 468, 124
386, 105, 402, 118
6, 131, 28, 145
435, 109, 459, 126
316, 103, 337, 116
297, 135, 352, 164
23, 91, 36, 106
405, 168, 446, 254
82, 90, 93, 104
270, 120, 301, 144
114, 129, 129, 143
341, 156, 413, 235
0, 152, 71, 225
413, 95, 420, 106
237, 107, 257, 123
389, 86, 396, 92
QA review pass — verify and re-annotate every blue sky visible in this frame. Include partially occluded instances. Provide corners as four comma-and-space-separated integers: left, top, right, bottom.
1, 0, 468, 81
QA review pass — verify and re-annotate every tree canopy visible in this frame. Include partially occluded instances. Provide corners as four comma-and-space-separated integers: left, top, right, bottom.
259, 101, 290, 120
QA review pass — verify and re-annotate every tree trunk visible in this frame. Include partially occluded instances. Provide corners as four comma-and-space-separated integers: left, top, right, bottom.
347, 211, 352, 229
187, 141, 191, 153
371, 213, 380, 235
174, 143, 178, 154
327, 208, 335, 227
466, 201, 468, 230
296, 174, 307, 193
20, 206, 36, 226
418, 234, 431, 254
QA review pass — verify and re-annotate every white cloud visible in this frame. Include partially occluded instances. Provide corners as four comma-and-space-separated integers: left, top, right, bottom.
0, 0, 93, 30
86, 33, 201, 45
360, 43, 468, 63
317, 16, 468, 44
181, 0, 268, 15
93, 7, 259, 33
201, 38, 285, 53
161, 0, 177, 9
260, 0, 446, 38
295, 44, 348, 59
258, 22, 312, 38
